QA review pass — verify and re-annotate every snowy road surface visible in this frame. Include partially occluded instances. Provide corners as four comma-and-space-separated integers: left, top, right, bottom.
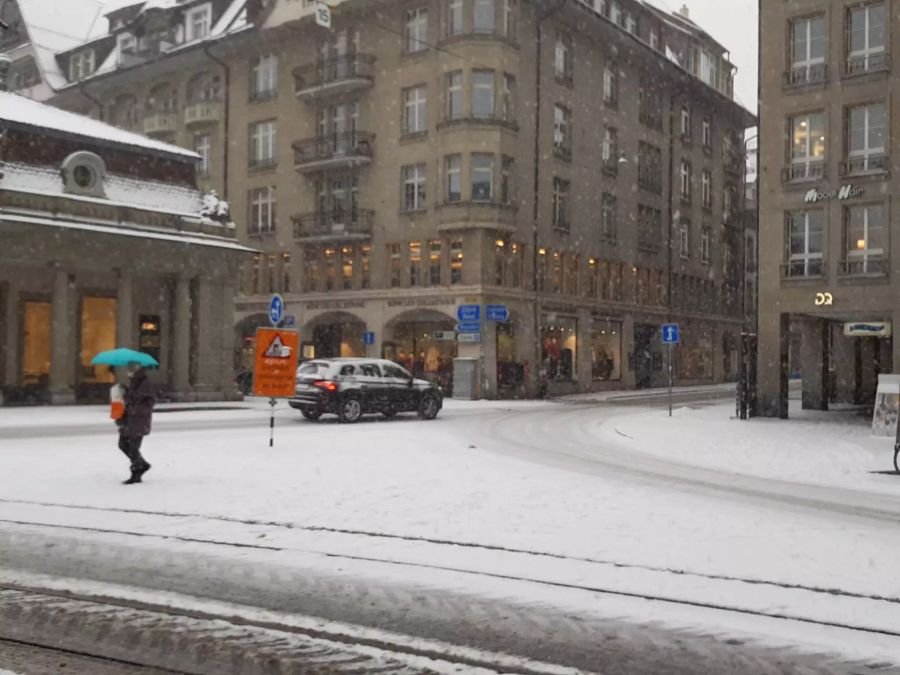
1, 396, 899, 673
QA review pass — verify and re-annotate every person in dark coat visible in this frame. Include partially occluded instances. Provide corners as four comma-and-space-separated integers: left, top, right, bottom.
118, 363, 155, 484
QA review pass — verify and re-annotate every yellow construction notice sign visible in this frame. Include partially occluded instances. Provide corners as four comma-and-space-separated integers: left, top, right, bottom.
252, 328, 299, 398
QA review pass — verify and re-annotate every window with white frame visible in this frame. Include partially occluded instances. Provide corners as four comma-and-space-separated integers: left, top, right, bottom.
446, 0, 463, 36
472, 154, 494, 201
553, 104, 572, 156
847, 3, 886, 73
445, 154, 462, 201
602, 65, 617, 105
446, 70, 463, 119
700, 227, 711, 264
250, 54, 278, 101
474, 0, 495, 32
402, 163, 427, 211
625, 12, 637, 34
402, 84, 427, 134
699, 49, 718, 88
847, 103, 886, 173
117, 33, 137, 56
680, 104, 691, 138
789, 15, 825, 81
186, 3, 211, 41
601, 193, 617, 242
195, 133, 211, 177
679, 222, 691, 259
789, 112, 825, 180
702, 117, 712, 148
787, 209, 824, 277
701, 170, 712, 209
680, 160, 692, 201
405, 7, 428, 53
501, 73, 516, 122
610, 1, 621, 25
845, 203, 886, 274
249, 120, 277, 168
248, 187, 276, 234
501, 156, 515, 204
503, 0, 518, 38
472, 70, 495, 118
650, 27, 659, 50
553, 178, 571, 230
69, 50, 95, 81
554, 32, 572, 82
602, 126, 618, 164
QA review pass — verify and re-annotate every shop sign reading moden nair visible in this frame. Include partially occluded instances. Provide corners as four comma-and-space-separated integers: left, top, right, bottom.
804, 184, 865, 204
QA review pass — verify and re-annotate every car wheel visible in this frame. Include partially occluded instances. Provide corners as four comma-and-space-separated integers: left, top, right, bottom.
417, 393, 440, 420
300, 408, 321, 421
338, 395, 363, 423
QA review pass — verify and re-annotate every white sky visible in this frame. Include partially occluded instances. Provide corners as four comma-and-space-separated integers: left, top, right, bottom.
646, 0, 759, 113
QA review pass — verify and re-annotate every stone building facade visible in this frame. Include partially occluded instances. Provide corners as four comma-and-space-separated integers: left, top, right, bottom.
0, 92, 249, 404
46, 0, 754, 398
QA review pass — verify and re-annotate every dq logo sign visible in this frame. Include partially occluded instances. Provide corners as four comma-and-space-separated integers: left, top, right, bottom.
805, 185, 865, 204
815, 292, 834, 306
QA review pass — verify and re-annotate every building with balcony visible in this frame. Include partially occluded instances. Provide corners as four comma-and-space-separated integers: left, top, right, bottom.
41, 0, 753, 398
0, 92, 250, 405
758, 0, 896, 417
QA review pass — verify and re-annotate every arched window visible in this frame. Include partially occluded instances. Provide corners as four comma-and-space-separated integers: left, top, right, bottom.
186, 71, 222, 103
146, 82, 178, 113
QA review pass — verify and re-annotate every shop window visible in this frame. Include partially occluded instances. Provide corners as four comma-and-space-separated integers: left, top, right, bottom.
450, 239, 464, 284
22, 302, 51, 386
541, 316, 577, 381
591, 320, 621, 381
81, 297, 117, 384
510, 242, 522, 288
409, 241, 423, 286
341, 246, 354, 289
304, 248, 320, 292
281, 252, 292, 292
389, 243, 402, 287
324, 247, 337, 291
360, 245, 371, 289
429, 240, 443, 285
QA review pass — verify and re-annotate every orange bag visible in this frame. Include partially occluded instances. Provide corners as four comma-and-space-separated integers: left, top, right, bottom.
110, 384, 125, 421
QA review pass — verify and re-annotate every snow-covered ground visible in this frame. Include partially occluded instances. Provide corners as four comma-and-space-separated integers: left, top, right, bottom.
1, 398, 899, 664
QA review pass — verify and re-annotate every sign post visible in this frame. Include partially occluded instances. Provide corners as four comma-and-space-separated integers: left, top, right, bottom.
252, 327, 299, 447
661, 323, 680, 417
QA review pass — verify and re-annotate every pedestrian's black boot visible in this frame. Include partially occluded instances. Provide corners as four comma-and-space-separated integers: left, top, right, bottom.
136, 461, 151, 480
123, 469, 142, 485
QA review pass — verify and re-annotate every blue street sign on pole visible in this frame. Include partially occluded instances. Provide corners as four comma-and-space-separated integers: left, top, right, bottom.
457, 305, 481, 322
456, 321, 481, 333
486, 304, 509, 322
661, 323, 680, 344
283, 315, 296, 327
268, 294, 285, 327
363, 331, 375, 346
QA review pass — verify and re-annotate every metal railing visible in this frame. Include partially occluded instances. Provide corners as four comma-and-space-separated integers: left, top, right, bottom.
781, 161, 826, 183
292, 131, 374, 166
840, 154, 890, 176
845, 52, 890, 77
780, 260, 824, 279
839, 255, 888, 277
184, 101, 221, 125
783, 63, 828, 88
293, 54, 375, 92
292, 209, 375, 239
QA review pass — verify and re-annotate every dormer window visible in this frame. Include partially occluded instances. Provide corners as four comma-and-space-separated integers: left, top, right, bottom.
69, 49, 95, 81
117, 32, 137, 55
186, 3, 212, 41
61, 152, 106, 198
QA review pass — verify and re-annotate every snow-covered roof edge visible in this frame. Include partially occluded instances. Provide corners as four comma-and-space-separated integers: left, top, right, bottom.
0, 92, 199, 160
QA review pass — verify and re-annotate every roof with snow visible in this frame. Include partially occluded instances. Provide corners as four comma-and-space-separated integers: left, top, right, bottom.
0, 91, 198, 159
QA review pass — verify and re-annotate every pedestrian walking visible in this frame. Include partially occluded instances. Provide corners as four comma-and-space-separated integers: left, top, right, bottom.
117, 362, 155, 484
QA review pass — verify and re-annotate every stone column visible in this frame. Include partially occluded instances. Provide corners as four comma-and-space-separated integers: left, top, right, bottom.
2, 281, 17, 388
192, 277, 215, 393
221, 279, 237, 396
577, 307, 592, 391
799, 318, 829, 411
116, 269, 134, 349
860, 337, 879, 403
49, 267, 75, 404
171, 275, 192, 398
756, 311, 789, 418
481, 317, 498, 399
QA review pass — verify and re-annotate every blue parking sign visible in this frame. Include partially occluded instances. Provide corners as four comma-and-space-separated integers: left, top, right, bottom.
363, 331, 375, 346
661, 323, 680, 344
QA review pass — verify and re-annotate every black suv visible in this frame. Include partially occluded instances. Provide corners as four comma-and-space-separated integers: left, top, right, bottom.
288, 358, 443, 423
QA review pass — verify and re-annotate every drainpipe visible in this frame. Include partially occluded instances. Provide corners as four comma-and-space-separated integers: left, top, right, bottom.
204, 44, 230, 201
531, 0, 566, 398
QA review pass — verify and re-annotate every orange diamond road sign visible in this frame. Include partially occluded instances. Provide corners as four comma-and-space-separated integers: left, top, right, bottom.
253, 328, 300, 398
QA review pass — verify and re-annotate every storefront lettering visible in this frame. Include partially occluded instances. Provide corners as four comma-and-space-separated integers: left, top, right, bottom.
306, 300, 366, 310
386, 298, 455, 307
804, 184, 864, 204
814, 292, 834, 307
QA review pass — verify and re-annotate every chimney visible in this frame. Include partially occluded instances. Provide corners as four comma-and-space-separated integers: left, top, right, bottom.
677, 4, 690, 20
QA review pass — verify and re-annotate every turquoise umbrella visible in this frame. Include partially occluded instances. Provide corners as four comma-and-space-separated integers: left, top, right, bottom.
90, 348, 159, 368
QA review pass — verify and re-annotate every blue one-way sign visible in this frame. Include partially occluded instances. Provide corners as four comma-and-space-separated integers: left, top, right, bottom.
486, 304, 509, 322
456, 321, 481, 333
661, 323, 680, 344
457, 305, 481, 322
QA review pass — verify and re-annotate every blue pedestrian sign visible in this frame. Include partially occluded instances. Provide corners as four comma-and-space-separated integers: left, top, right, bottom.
457, 305, 481, 322
363, 331, 375, 346
662, 323, 680, 344
268, 294, 285, 327
486, 304, 509, 322
456, 321, 481, 333
283, 315, 296, 327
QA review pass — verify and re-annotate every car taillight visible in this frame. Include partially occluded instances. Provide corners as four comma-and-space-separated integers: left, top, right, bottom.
313, 380, 338, 392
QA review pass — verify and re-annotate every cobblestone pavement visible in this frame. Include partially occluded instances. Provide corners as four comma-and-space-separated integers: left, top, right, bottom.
1, 525, 895, 675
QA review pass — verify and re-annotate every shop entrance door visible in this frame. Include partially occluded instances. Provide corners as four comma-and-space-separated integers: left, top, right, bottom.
22, 301, 51, 392
79, 296, 117, 401
634, 323, 656, 389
